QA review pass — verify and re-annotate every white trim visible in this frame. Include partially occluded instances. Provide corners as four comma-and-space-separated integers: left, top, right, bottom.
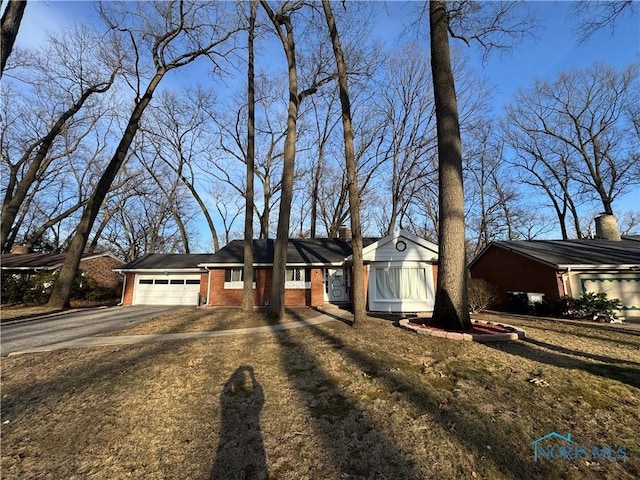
285, 281, 311, 289
224, 281, 257, 289
197, 262, 343, 268
114, 268, 205, 273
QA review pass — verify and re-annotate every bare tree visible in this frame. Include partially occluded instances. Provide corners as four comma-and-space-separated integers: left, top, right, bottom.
504, 62, 640, 234
242, 0, 257, 311
141, 89, 221, 251
321, 0, 368, 325
0, 0, 27, 77
376, 43, 438, 235
1, 24, 122, 252
573, 1, 635, 43
48, 0, 240, 309
429, 0, 470, 330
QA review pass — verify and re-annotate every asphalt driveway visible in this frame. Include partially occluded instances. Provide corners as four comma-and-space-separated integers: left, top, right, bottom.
0, 306, 181, 356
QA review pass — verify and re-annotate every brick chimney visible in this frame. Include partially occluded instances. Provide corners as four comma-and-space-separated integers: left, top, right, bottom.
337, 226, 352, 241
594, 214, 621, 241
10, 244, 31, 254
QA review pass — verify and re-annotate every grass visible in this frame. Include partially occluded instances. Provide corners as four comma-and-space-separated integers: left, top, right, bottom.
1, 308, 639, 479
104, 306, 319, 336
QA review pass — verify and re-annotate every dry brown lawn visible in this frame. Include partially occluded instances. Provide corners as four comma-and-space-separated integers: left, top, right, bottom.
104, 306, 319, 336
1, 308, 639, 479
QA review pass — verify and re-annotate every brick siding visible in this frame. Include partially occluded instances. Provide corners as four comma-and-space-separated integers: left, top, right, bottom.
470, 245, 560, 308
207, 267, 324, 307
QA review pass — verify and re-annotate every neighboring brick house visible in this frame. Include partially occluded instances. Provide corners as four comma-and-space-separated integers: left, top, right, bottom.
1, 249, 124, 293
469, 236, 640, 318
116, 231, 440, 314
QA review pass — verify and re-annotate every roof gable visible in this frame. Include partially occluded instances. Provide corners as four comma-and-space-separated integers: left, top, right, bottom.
354, 230, 438, 262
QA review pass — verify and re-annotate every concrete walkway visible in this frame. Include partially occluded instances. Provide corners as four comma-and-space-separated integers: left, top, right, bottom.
6, 314, 334, 356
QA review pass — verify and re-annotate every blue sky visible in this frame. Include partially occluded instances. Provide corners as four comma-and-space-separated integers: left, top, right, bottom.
11, 1, 640, 243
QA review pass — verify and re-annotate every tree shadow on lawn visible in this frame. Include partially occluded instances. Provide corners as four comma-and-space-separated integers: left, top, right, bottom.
486, 339, 640, 389
273, 325, 425, 479
523, 337, 640, 367
0, 312, 199, 424
520, 324, 640, 349
285, 312, 561, 480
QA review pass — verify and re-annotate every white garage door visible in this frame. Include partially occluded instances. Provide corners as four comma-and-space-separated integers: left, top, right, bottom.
133, 274, 202, 306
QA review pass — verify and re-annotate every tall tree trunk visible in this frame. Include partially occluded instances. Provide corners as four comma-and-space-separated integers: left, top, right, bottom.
242, 0, 257, 312
261, 1, 299, 320
429, 1, 471, 331
0, 0, 27, 78
322, 0, 366, 326
48, 71, 165, 309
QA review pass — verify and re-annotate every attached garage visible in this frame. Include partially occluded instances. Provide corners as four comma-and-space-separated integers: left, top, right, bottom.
132, 274, 202, 306
115, 254, 215, 306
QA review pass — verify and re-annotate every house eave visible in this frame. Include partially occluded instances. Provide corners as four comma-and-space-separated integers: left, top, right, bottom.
558, 264, 640, 271
198, 262, 344, 268
113, 268, 206, 273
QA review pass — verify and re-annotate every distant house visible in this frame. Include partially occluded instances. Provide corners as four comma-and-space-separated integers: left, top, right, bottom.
116, 230, 439, 313
1, 247, 124, 293
469, 236, 640, 318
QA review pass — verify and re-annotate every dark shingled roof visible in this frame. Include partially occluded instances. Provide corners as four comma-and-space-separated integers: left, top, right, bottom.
203, 238, 380, 265
483, 236, 640, 267
1, 252, 119, 269
119, 254, 217, 270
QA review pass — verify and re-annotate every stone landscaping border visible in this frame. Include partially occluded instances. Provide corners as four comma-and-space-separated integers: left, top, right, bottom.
398, 319, 526, 342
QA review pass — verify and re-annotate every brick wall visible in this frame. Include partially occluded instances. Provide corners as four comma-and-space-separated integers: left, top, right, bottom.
79, 255, 123, 291
470, 245, 560, 308
207, 267, 323, 307
122, 273, 136, 305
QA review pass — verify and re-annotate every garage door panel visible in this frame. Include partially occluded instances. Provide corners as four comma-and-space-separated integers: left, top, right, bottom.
133, 274, 201, 305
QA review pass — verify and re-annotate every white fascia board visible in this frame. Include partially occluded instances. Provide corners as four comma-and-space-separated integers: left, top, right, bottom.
0, 266, 54, 271
558, 264, 640, 270
113, 268, 205, 273
198, 262, 342, 268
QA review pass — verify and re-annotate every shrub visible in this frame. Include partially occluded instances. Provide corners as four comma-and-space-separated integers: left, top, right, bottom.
467, 278, 499, 313
544, 292, 622, 321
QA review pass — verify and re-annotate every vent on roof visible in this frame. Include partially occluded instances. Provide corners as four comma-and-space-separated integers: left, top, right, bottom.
594, 214, 621, 241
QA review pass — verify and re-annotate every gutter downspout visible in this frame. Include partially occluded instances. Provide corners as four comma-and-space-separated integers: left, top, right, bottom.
561, 267, 571, 297
117, 272, 126, 306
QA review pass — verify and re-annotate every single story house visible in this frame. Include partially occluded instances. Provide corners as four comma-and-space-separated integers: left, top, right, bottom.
469, 236, 640, 318
116, 230, 439, 313
1, 248, 124, 292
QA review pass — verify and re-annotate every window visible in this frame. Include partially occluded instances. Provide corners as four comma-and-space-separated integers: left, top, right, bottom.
224, 268, 256, 289
185, 279, 200, 285
170, 279, 185, 285
285, 268, 311, 289
375, 267, 428, 300
225, 268, 243, 282
154, 279, 169, 285
139, 279, 153, 285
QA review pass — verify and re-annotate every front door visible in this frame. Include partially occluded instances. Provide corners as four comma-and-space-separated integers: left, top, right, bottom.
326, 268, 349, 303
